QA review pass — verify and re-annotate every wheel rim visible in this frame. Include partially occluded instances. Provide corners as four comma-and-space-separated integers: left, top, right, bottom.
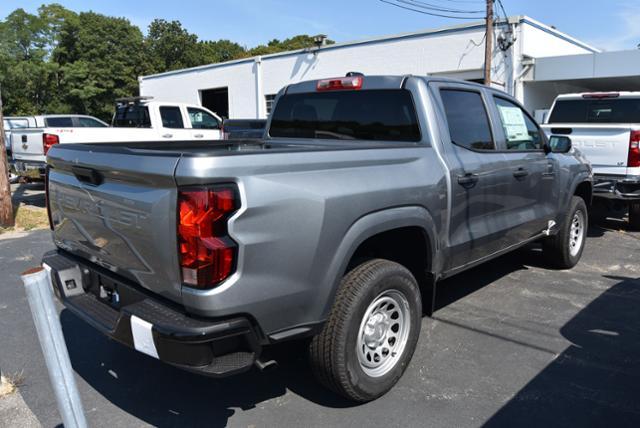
569, 210, 585, 257
356, 289, 411, 378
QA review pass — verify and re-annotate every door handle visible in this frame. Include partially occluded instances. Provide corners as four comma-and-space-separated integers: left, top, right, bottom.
162, 133, 173, 138
194, 134, 204, 138
457, 173, 479, 188
513, 168, 529, 179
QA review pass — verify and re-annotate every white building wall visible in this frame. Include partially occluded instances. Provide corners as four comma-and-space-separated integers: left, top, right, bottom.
139, 16, 598, 119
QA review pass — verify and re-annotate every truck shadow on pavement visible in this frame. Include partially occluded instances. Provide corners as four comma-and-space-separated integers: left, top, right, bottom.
484, 274, 640, 428
59, 244, 543, 427
58, 226, 635, 427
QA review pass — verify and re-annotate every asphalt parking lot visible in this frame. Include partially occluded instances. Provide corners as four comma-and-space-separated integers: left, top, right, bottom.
1, 213, 639, 427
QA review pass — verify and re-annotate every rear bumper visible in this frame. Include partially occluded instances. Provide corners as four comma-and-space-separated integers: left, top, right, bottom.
42, 250, 262, 377
14, 160, 46, 177
593, 174, 640, 201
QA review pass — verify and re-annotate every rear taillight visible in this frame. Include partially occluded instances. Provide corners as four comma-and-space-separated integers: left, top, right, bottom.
316, 76, 363, 91
628, 130, 640, 168
177, 186, 239, 288
43, 133, 59, 155
44, 167, 53, 230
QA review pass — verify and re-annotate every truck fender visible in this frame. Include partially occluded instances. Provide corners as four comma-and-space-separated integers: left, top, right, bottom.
318, 205, 438, 320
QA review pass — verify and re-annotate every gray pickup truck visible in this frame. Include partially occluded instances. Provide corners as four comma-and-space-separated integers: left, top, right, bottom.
43, 75, 592, 402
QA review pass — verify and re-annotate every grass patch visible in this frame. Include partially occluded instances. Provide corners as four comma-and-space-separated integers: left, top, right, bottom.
0, 204, 49, 234
0, 372, 24, 398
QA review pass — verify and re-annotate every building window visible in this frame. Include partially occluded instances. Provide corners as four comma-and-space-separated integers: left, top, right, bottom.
265, 94, 277, 115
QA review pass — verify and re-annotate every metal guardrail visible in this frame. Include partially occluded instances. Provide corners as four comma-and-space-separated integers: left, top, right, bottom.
22, 266, 87, 428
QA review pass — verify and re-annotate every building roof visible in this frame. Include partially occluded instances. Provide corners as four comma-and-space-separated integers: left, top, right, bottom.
141, 15, 599, 81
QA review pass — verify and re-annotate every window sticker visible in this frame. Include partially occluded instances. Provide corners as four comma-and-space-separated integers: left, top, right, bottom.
497, 105, 530, 141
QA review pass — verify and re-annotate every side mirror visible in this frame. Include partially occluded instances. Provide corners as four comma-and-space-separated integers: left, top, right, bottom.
548, 135, 572, 154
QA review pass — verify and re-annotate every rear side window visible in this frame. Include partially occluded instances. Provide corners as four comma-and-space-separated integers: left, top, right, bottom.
494, 97, 543, 151
45, 117, 74, 127
548, 98, 640, 123
160, 106, 184, 129
78, 117, 107, 127
113, 105, 151, 128
269, 90, 421, 142
187, 108, 220, 129
440, 89, 494, 150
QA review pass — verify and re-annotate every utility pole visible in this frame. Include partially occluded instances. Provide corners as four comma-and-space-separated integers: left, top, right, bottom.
0, 85, 15, 228
483, 0, 494, 86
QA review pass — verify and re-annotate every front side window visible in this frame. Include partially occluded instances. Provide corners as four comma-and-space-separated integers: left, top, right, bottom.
440, 89, 494, 150
78, 117, 107, 127
160, 106, 184, 129
269, 90, 421, 142
493, 97, 543, 151
187, 108, 220, 129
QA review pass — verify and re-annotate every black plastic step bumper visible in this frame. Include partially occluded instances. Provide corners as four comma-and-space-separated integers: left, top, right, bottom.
42, 250, 261, 377
593, 175, 640, 201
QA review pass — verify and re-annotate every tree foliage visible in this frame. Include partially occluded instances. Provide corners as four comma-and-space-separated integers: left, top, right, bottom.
0, 3, 334, 120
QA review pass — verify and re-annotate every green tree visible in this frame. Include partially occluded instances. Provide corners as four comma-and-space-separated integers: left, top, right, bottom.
53, 12, 148, 120
145, 19, 203, 72
198, 39, 246, 63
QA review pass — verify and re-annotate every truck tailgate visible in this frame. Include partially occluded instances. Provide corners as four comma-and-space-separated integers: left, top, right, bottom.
543, 124, 631, 175
11, 129, 45, 162
47, 144, 184, 303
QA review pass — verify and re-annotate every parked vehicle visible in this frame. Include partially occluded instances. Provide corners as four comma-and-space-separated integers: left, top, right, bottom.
11, 99, 223, 177
3, 116, 36, 155
10, 114, 108, 177
222, 119, 266, 139
542, 92, 640, 227
43, 75, 592, 402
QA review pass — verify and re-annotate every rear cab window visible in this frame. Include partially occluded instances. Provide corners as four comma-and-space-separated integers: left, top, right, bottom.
113, 105, 151, 128
439, 89, 494, 150
269, 90, 421, 142
548, 97, 640, 123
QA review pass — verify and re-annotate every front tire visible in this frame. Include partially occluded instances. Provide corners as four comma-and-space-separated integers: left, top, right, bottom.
309, 259, 422, 402
543, 196, 588, 269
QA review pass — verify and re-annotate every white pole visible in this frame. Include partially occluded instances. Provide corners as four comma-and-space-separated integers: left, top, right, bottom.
21, 267, 87, 428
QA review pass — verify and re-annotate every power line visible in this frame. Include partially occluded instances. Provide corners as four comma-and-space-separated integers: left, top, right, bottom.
397, 0, 485, 13
378, 0, 482, 19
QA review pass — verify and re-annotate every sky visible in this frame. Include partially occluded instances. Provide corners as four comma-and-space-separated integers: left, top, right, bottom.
1, 0, 638, 52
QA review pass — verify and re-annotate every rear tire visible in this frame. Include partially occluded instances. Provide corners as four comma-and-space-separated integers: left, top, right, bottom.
543, 196, 588, 269
309, 259, 421, 402
629, 202, 640, 231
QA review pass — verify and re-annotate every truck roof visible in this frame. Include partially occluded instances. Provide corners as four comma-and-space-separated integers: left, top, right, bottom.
555, 92, 640, 100
283, 75, 493, 94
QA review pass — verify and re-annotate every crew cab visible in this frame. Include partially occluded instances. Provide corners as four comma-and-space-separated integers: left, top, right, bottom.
11, 99, 222, 177
42, 75, 592, 402
541, 92, 640, 228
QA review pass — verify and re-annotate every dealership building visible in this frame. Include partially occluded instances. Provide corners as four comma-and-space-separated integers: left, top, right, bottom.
139, 16, 640, 121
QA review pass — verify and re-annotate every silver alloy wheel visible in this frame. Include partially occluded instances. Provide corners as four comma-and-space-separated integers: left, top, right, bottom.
356, 289, 411, 378
569, 210, 585, 257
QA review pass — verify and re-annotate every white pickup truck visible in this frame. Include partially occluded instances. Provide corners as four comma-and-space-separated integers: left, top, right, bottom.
11, 99, 223, 177
541, 92, 640, 228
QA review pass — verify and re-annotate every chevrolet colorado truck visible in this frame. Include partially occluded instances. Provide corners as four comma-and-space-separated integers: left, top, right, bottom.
541, 92, 640, 228
12, 99, 222, 178
42, 75, 592, 402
